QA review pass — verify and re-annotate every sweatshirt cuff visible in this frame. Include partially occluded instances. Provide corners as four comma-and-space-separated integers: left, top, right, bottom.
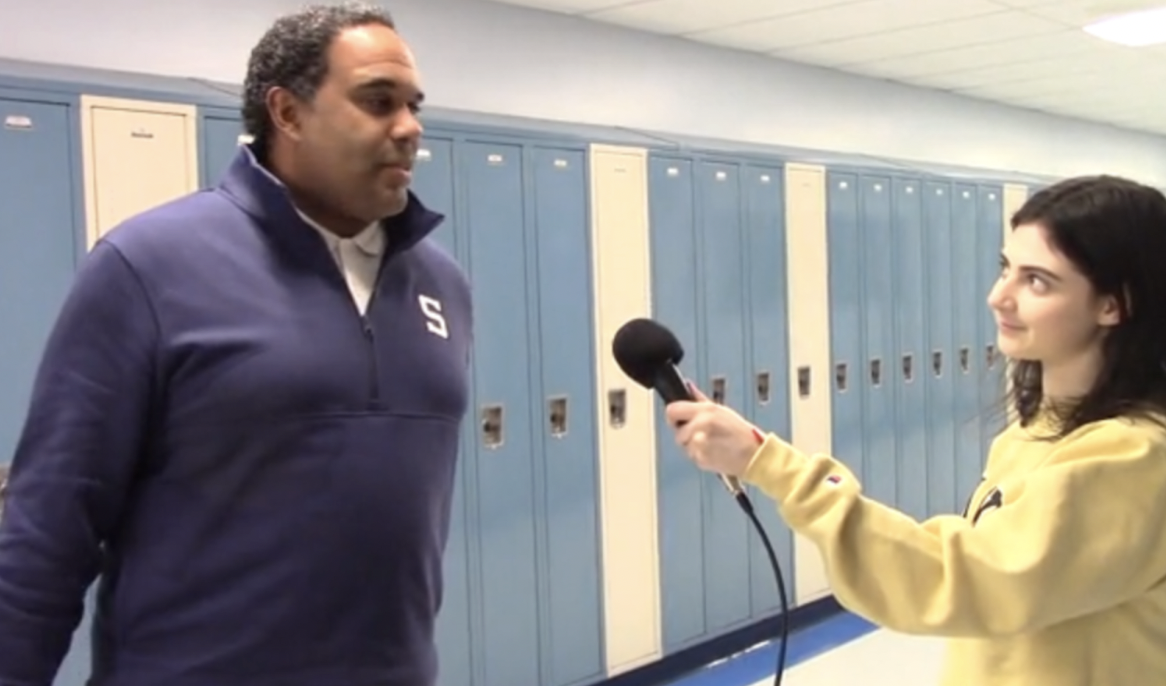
741, 433, 860, 531
742, 433, 809, 501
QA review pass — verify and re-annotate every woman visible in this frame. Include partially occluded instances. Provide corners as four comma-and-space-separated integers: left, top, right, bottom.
665, 175, 1166, 685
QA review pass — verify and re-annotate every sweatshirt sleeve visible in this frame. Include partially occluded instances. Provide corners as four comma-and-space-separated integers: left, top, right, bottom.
0, 240, 159, 684
742, 420, 1166, 638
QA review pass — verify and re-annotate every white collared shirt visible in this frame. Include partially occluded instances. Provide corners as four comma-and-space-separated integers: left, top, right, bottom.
296, 210, 384, 316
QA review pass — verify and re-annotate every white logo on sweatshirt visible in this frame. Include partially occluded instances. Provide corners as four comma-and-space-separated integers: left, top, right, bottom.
419, 295, 449, 339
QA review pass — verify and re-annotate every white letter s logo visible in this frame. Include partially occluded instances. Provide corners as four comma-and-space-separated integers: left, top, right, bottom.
419, 295, 449, 339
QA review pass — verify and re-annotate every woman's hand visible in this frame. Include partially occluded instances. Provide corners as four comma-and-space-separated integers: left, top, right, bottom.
664, 383, 764, 478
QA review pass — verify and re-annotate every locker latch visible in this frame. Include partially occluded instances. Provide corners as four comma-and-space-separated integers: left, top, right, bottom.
481, 405, 504, 449
959, 347, 970, 373
710, 376, 726, 404
755, 371, 771, 405
608, 389, 627, 429
548, 396, 568, 438
902, 354, 914, 383
932, 351, 944, 377
985, 344, 997, 369
869, 358, 882, 387
797, 367, 812, 398
835, 362, 848, 392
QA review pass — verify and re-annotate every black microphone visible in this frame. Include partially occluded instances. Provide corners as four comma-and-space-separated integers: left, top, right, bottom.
610, 316, 790, 686
610, 317, 743, 497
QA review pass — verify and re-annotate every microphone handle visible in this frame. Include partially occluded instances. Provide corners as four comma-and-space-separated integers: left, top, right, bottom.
653, 364, 744, 497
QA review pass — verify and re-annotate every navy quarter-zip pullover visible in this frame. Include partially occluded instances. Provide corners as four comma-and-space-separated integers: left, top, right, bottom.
0, 144, 473, 686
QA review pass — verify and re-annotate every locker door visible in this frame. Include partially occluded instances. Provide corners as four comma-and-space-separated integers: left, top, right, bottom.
414, 135, 473, 686
460, 140, 538, 686
647, 154, 705, 651
0, 95, 90, 686
891, 177, 928, 521
741, 164, 795, 616
413, 137, 458, 257
923, 182, 956, 517
200, 114, 244, 189
0, 97, 79, 464
976, 185, 1006, 451
528, 145, 604, 686
859, 175, 897, 509
695, 159, 752, 635
826, 172, 865, 482
81, 96, 198, 246
951, 184, 982, 509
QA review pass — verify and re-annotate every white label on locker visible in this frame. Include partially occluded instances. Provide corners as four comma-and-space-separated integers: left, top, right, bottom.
554, 159, 568, 168
130, 128, 154, 140
237, 134, 254, 146
839, 181, 848, 189
760, 174, 770, 183
989, 193, 997, 200
3, 115, 32, 130
417, 148, 432, 161
906, 186, 915, 194
937, 188, 944, 195
715, 171, 727, 181
963, 190, 971, 198
487, 153, 504, 165
667, 167, 679, 176
874, 183, 883, 192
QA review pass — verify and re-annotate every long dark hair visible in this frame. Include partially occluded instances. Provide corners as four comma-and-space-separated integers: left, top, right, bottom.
1007, 175, 1166, 437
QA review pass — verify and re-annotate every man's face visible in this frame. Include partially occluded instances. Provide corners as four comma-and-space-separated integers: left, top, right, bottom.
280, 24, 424, 229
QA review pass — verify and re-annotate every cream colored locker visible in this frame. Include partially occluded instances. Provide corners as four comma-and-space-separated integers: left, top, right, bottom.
80, 95, 200, 248
588, 143, 662, 676
783, 163, 833, 604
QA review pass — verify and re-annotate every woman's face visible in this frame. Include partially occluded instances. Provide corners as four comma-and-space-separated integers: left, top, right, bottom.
986, 222, 1119, 367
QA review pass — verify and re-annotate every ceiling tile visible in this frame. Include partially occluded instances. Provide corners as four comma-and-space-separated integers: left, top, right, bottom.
585, 0, 846, 34
848, 30, 1092, 79
686, 0, 1006, 52
770, 10, 1066, 67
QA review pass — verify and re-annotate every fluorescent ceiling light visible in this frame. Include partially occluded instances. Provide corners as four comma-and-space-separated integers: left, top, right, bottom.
1084, 6, 1166, 46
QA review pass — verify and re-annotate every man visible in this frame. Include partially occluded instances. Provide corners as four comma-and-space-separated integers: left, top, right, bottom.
0, 4, 473, 685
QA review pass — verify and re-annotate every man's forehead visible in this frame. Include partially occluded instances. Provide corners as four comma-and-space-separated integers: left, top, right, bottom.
329, 24, 418, 75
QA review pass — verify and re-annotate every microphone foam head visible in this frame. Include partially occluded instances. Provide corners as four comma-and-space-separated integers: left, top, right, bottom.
611, 318, 685, 388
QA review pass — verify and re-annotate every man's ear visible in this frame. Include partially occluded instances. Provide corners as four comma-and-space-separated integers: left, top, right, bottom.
266, 86, 305, 142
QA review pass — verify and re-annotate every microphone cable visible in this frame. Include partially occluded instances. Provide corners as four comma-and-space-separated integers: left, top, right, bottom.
729, 488, 790, 686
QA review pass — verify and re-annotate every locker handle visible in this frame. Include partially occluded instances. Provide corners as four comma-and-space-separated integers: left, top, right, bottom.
710, 376, 727, 404
835, 362, 848, 392
797, 366, 812, 398
548, 395, 568, 438
608, 389, 627, 429
756, 371, 771, 405
902, 354, 914, 383
870, 358, 882, 387
932, 351, 943, 377
985, 344, 997, 369
959, 346, 970, 373
481, 404, 504, 449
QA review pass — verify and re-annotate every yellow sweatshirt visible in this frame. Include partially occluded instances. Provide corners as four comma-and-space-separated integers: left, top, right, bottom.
742, 413, 1166, 686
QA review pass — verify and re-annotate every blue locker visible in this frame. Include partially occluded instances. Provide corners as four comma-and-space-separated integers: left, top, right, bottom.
826, 172, 865, 481
411, 134, 473, 686
648, 154, 707, 651
976, 185, 1006, 454
891, 177, 929, 521
740, 164, 796, 615
859, 175, 897, 510
527, 144, 605, 686
695, 159, 753, 634
199, 112, 244, 188
950, 184, 982, 510
414, 138, 459, 259
0, 92, 89, 686
923, 181, 957, 516
459, 140, 539, 686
